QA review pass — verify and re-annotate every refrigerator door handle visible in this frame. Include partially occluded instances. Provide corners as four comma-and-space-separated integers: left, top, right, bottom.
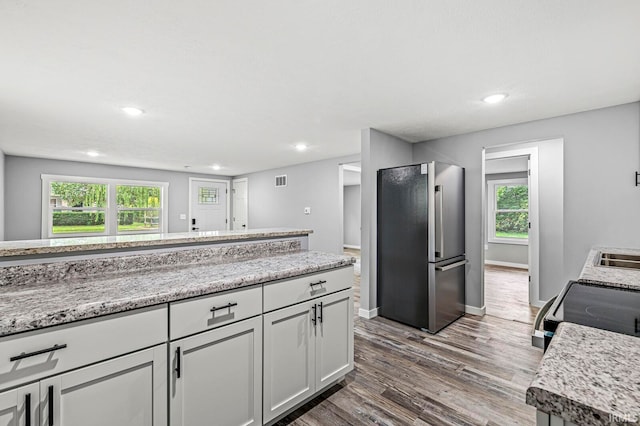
435, 259, 468, 272
436, 184, 444, 258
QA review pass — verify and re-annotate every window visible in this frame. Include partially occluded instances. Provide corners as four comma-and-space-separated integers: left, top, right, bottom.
42, 175, 169, 238
488, 178, 528, 244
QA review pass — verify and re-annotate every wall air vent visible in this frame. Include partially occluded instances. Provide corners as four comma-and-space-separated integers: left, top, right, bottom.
275, 175, 287, 188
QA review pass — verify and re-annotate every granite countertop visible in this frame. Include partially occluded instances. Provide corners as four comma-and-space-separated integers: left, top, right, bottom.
0, 250, 353, 337
579, 247, 640, 290
526, 322, 640, 425
0, 228, 313, 258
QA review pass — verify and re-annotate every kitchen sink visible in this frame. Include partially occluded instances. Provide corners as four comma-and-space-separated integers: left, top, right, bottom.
598, 252, 640, 270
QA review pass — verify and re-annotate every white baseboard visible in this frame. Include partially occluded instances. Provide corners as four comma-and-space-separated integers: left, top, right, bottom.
465, 305, 486, 316
343, 244, 361, 250
358, 307, 379, 319
484, 260, 528, 269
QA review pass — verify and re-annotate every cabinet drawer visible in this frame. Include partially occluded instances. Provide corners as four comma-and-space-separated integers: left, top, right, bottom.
263, 267, 353, 312
0, 305, 167, 392
169, 285, 262, 340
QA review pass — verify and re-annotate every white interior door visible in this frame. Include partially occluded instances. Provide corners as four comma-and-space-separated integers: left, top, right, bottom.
232, 179, 248, 230
190, 179, 229, 232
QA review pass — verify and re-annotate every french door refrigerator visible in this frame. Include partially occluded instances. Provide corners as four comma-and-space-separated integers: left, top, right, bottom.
377, 162, 466, 333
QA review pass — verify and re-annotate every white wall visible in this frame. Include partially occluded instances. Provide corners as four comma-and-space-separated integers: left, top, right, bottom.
237, 154, 359, 254
414, 102, 639, 305
0, 150, 4, 241
343, 184, 360, 248
4, 156, 229, 241
360, 128, 413, 315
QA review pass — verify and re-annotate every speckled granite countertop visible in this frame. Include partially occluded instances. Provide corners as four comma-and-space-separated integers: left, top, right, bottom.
526, 322, 640, 425
0, 251, 353, 337
579, 247, 640, 290
0, 228, 313, 257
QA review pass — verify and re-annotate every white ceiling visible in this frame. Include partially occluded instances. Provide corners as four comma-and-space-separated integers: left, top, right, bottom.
1, 1, 639, 176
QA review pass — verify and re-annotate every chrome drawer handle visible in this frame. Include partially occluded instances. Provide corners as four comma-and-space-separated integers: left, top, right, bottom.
435, 260, 469, 272
210, 302, 237, 316
10, 344, 67, 362
309, 280, 327, 287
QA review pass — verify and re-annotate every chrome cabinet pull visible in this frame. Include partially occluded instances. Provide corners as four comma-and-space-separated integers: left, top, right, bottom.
309, 280, 327, 288
210, 302, 237, 316
10, 344, 67, 362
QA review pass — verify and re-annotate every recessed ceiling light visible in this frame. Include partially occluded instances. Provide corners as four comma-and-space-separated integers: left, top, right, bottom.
211, 164, 221, 171
295, 143, 308, 152
482, 93, 508, 104
121, 106, 145, 116
86, 150, 100, 157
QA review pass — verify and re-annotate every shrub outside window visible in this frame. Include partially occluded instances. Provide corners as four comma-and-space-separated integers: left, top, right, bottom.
488, 179, 528, 244
42, 175, 168, 238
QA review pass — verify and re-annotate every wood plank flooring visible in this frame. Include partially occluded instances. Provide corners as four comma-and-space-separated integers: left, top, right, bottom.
484, 265, 539, 325
275, 250, 543, 425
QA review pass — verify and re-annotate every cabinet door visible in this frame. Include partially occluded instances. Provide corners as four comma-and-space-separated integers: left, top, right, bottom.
170, 316, 262, 426
263, 301, 315, 423
40, 345, 166, 426
0, 383, 39, 426
315, 289, 354, 391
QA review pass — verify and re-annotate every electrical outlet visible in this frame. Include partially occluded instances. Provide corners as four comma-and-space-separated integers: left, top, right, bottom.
179, 214, 187, 220
304, 207, 311, 215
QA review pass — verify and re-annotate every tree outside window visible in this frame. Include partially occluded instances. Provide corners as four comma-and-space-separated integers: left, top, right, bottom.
488, 179, 528, 243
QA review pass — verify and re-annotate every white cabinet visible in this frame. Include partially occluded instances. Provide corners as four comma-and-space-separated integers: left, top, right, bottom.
170, 316, 262, 426
40, 344, 166, 426
263, 288, 354, 423
0, 383, 39, 426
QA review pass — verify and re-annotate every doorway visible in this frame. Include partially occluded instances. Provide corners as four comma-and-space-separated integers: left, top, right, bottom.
483, 147, 539, 323
188, 178, 230, 232
232, 178, 248, 230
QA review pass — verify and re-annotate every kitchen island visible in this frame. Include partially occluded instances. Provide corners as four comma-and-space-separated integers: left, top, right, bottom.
0, 230, 354, 426
527, 323, 640, 425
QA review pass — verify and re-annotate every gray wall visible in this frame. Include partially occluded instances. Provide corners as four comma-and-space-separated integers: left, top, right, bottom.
361, 129, 413, 314
0, 151, 4, 241
485, 171, 528, 266
237, 154, 360, 254
4, 155, 229, 241
343, 184, 361, 247
413, 101, 639, 306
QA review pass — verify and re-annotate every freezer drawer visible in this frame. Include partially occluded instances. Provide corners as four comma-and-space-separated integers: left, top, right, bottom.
428, 257, 467, 333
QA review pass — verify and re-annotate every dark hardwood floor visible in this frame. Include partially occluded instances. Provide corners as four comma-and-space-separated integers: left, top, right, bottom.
275, 250, 543, 425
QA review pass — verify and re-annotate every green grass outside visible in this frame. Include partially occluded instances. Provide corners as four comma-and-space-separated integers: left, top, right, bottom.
52, 222, 158, 234
496, 231, 528, 239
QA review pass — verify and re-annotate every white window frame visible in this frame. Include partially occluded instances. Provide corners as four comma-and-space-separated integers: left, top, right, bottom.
41, 174, 169, 239
487, 178, 528, 245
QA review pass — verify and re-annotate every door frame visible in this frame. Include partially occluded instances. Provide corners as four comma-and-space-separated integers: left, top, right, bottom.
188, 178, 231, 231
482, 146, 541, 307
231, 177, 249, 230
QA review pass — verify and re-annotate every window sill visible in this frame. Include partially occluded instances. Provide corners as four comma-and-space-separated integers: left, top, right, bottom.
488, 238, 529, 246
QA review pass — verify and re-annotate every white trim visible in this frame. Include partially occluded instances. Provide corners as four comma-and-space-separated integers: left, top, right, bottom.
358, 307, 378, 319
465, 305, 486, 316
342, 164, 361, 173
188, 178, 231, 231
231, 177, 249, 230
484, 260, 528, 269
41, 174, 169, 238
343, 244, 361, 250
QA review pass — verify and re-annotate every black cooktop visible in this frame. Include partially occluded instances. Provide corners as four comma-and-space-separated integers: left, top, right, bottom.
544, 281, 640, 337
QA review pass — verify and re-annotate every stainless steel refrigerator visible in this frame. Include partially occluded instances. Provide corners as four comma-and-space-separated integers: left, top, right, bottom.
377, 161, 466, 333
